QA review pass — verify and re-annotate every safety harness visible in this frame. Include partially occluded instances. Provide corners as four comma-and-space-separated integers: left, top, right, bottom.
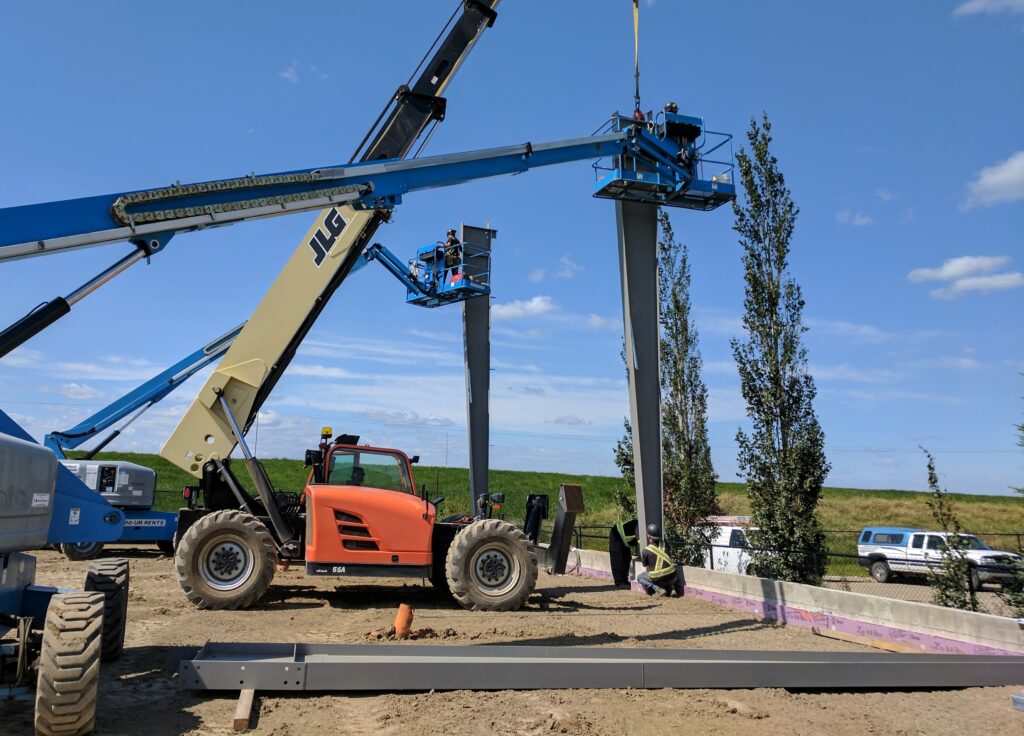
644, 543, 677, 581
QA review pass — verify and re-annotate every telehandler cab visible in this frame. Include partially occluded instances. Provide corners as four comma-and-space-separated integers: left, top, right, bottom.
173, 428, 538, 612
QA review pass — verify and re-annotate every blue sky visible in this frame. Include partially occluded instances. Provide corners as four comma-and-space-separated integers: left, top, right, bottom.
0, 1, 1021, 494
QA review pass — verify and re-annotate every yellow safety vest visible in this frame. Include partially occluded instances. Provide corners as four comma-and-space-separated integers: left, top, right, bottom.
615, 520, 638, 547
645, 543, 677, 581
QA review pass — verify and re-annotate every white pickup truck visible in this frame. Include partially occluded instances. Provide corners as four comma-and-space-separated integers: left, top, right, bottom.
702, 516, 758, 575
857, 526, 1021, 590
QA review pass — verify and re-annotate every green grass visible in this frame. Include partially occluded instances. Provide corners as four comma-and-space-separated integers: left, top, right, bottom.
75, 451, 1024, 553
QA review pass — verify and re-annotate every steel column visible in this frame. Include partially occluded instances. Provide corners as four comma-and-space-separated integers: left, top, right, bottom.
615, 200, 662, 539
461, 224, 496, 515
181, 643, 1024, 692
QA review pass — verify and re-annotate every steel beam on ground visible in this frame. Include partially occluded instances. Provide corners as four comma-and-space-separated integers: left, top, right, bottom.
181, 643, 1024, 692
616, 200, 662, 538
461, 224, 495, 515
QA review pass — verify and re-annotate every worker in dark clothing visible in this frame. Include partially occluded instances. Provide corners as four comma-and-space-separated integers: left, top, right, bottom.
443, 228, 463, 282
608, 518, 639, 588
637, 523, 677, 597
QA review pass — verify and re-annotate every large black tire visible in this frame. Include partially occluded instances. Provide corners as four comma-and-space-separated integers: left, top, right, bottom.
60, 543, 104, 562
174, 510, 276, 610
34, 592, 104, 736
445, 520, 538, 611
156, 540, 175, 556
83, 559, 129, 662
870, 559, 892, 583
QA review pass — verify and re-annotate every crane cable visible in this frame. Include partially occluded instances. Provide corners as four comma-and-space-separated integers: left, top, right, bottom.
632, 0, 642, 118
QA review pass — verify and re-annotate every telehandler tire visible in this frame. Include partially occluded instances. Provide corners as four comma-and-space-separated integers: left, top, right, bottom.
445, 519, 538, 611
175, 510, 276, 610
83, 559, 129, 662
60, 542, 103, 562
34, 592, 104, 736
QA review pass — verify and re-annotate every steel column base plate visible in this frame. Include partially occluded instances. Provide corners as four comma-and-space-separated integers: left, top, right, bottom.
180, 643, 1024, 692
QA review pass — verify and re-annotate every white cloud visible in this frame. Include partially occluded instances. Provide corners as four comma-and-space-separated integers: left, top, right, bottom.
934, 356, 982, 370
58, 383, 103, 400
809, 364, 902, 384
278, 61, 300, 83
289, 364, 365, 380
0, 347, 42, 368
836, 209, 874, 226
962, 150, 1024, 209
907, 255, 1010, 282
362, 409, 454, 427
953, 0, 1024, 16
49, 360, 159, 382
548, 415, 592, 426
929, 272, 1024, 299
491, 296, 557, 321
584, 314, 621, 331
805, 318, 893, 343
875, 189, 897, 203
555, 255, 583, 279
528, 268, 545, 283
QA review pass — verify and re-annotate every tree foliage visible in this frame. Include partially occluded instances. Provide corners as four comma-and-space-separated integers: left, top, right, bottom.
923, 449, 979, 612
731, 114, 829, 584
613, 210, 719, 564
656, 210, 719, 565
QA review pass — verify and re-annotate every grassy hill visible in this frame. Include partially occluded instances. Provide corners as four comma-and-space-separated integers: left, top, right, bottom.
77, 452, 1024, 553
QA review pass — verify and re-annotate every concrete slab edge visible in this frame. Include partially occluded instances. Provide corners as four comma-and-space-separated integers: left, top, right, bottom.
556, 549, 1023, 656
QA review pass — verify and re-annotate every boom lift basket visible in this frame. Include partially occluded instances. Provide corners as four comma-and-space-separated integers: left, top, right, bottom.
407, 239, 491, 308
592, 111, 735, 211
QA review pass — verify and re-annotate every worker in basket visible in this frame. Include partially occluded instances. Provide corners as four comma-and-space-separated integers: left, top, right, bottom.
637, 523, 678, 597
443, 228, 463, 283
608, 518, 639, 589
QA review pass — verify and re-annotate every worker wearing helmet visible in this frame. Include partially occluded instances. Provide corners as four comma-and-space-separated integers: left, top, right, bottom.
443, 228, 463, 283
637, 523, 678, 597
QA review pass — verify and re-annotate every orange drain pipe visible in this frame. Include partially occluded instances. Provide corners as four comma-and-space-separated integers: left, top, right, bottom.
394, 604, 414, 639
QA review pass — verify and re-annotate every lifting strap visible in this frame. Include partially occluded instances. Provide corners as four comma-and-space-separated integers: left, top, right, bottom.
645, 543, 677, 581
632, 0, 641, 115
615, 519, 638, 547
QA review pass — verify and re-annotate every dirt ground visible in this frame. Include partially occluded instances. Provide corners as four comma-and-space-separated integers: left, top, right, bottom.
2, 549, 1020, 736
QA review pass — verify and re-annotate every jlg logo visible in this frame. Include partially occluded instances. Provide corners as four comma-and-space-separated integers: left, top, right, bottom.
307, 209, 347, 267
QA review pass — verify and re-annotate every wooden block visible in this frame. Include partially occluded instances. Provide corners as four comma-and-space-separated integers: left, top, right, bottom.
811, 627, 918, 653
233, 688, 255, 732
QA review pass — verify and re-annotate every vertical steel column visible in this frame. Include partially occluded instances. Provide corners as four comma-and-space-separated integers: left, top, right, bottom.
461, 224, 496, 515
615, 201, 662, 539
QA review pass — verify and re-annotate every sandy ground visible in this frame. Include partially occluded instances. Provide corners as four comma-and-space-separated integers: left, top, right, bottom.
2, 548, 1020, 736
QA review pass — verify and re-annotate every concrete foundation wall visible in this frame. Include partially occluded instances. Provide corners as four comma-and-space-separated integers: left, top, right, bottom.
558, 545, 1024, 656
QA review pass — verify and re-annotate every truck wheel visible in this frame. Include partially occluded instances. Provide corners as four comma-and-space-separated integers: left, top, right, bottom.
60, 543, 104, 562
34, 592, 104, 736
156, 540, 175, 556
870, 560, 892, 583
84, 559, 129, 662
175, 510, 275, 610
445, 519, 538, 611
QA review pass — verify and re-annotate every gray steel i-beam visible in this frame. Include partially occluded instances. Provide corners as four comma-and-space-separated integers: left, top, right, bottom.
461, 224, 496, 515
616, 200, 663, 539
180, 642, 1024, 692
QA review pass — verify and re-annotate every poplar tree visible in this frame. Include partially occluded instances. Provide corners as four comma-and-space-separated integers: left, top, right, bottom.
731, 114, 829, 583
657, 210, 719, 564
923, 450, 979, 612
